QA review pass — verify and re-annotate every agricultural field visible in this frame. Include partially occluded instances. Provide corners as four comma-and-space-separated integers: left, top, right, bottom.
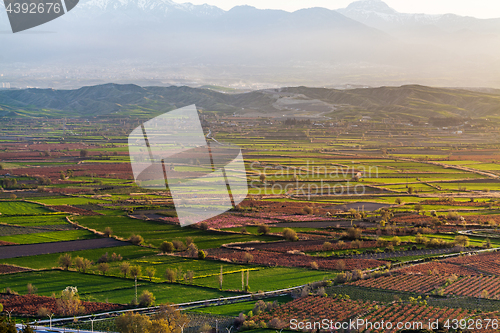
2, 107, 500, 332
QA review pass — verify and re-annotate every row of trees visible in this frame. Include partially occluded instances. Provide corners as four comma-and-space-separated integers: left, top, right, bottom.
115, 303, 188, 333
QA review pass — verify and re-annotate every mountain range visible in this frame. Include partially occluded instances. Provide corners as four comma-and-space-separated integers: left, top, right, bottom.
1, 0, 500, 88
2, 83, 500, 121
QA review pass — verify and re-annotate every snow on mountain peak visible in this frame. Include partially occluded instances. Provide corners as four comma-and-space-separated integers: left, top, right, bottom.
344, 0, 397, 15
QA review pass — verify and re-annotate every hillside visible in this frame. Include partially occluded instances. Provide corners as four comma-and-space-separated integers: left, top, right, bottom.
1, 84, 500, 121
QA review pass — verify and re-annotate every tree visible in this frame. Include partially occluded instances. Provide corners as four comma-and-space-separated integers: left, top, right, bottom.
259, 173, 266, 183
130, 266, 142, 304
152, 303, 189, 332
138, 290, 155, 307
0, 315, 16, 333
80, 149, 89, 158
104, 227, 113, 237
165, 268, 177, 283
115, 312, 152, 333
120, 262, 131, 278
56, 287, 84, 316
392, 236, 402, 246
58, 253, 72, 270
129, 234, 144, 245
187, 243, 198, 258
74, 257, 92, 273
414, 203, 423, 214
197, 250, 206, 259
186, 271, 194, 284
159, 241, 175, 254
98, 263, 110, 275
282, 228, 298, 241
243, 252, 253, 263
0, 303, 3, 312
257, 225, 270, 235
454, 235, 470, 248
322, 242, 333, 251
395, 198, 402, 205
347, 227, 362, 240
26, 283, 37, 295
130, 266, 142, 279
146, 267, 156, 282
172, 240, 186, 251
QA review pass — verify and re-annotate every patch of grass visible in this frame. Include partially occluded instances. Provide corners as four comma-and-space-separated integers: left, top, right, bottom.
0, 201, 52, 215
0, 229, 98, 244
32, 197, 108, 205
0, 215, 70, 226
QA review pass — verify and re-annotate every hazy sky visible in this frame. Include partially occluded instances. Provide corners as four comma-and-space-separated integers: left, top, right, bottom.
185, 0, 500, 19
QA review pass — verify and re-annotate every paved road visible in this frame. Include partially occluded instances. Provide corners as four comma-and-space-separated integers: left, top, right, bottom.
0, 238, 129, 259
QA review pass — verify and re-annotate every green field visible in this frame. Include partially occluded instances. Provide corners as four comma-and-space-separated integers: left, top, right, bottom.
0, 229, 97, 244
0, 270, 237, 304
74, 215, 278, 248
0, 245, 159, 269
0, 201, 52, 215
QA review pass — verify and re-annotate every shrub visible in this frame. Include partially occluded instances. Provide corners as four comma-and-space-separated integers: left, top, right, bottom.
57, 287, 84, 316
172, 240, 186, 251
335, 260, 346, 271
199, 222, 209, 230
454, 235, 470, 248
80, 149, 89, 158
104, 227, 113, 237
282, 228, 298, 241
97, 263, 109, 275
243, 252, 254, 263
145, 267, 156, 282
322, 242, 333, 251
130, 266, 142, 279
129, 234, 144, 245
187, 243, 198, 258
27, 283, 37, 295
138, 290, 155, 307
159, 241, 175, 254
120, 262, 130, 278
257, 224, 270, 235
37, 307, 50, 317
391, 236, 402, 246
302, 206, 314, 215
115, 312, 151, 333
198, 323, 212, 333
97, 252, 109, 263
198, 250, 206, 259
58, 253, 72, 270
347, 227, 362, 240
310, 262, 319, 270
165, 268, 177, 283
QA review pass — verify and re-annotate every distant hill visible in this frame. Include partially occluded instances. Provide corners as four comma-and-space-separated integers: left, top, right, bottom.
1, 84, 499, 121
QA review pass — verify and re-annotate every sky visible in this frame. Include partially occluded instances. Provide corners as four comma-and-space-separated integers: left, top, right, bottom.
184, 0, 500, 19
